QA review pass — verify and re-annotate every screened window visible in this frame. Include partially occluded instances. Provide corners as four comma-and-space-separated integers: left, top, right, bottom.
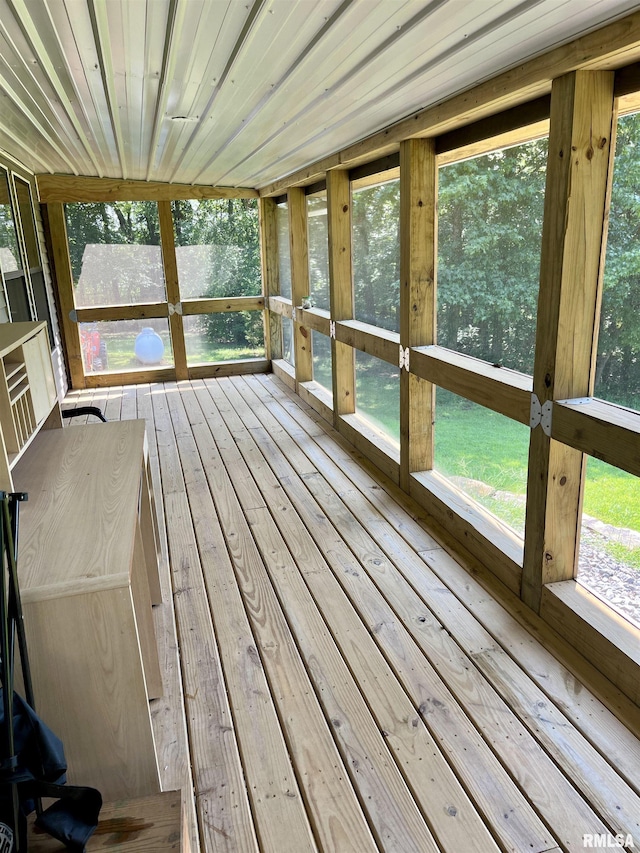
577, 456, 639, 628
312, 330, 332, 392
172, 199, 261, 300
352, 179, 400, 333
79, 319, 173, 374
0, 170, 26, 322
438, 138, 547, 373
595, 110, 640, 411
283, 317, 294, 366
65, 201, 165, 307
307, 193, 329, 311
276, 201, 292, 301
183, 312, 265, 365
0, 170, 20, 274
355, 350, 399, 443
15, 177, 54, 343
434, 388, 530, 536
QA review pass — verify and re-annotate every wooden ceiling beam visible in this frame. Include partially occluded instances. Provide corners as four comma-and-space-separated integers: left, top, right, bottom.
36, 174, 258, 202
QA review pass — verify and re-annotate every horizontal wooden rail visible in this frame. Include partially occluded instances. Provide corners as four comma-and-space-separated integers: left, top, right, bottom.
338, 413, 400, 483
335, 320, 400, 366
410, 470, 523, 594
75, 304, 169, 322
411, 346, 532, 424
181, 296, 265, 315
295, 307, 331, 336
188, 359, 269, 379
552, 398, 640, 477
298, 380, 333, 421
541, 580, 640, 706
76, 297, 265, 324
268, 296, 293, 318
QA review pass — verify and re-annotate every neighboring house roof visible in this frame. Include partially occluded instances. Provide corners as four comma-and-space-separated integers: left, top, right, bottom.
75, 243, 244, 306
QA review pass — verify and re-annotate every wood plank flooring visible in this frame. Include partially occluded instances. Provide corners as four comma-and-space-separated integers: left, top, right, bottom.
66, 375, 640, 853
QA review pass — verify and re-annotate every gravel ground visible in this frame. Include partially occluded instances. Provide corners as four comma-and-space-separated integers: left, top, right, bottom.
578, 527, 640, 628
452, 475, 640, 628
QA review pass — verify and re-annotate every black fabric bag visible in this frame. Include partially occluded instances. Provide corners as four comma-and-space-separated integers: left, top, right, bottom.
0, 690, 101, 852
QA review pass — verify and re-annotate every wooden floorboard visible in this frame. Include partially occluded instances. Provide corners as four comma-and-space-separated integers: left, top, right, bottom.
66, 377, 640, 853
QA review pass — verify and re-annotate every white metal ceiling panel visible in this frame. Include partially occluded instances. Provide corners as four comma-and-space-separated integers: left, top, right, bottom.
0, 0, 639, 188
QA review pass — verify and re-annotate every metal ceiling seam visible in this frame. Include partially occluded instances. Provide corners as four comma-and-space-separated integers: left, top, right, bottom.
167, 0, 270, 184
0, 11, 90, 174
233, 0, 553, 186
6, 0, 105, 177
189, 0, 360, 186
0, 66, 79, 173
208, 0, 457, 186
256, 4, 640, 195
149, 0, 235, 184
58, 0, 120, 173
145, 0, 187, 182
0, 122, 56, 173
87, 0, 128, 180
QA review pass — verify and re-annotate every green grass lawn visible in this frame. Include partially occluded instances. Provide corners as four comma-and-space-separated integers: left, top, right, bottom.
355, 376, 640, 569
88, 331, 265, 370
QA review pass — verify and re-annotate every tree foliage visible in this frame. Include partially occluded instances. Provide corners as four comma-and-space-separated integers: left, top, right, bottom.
597, 112, 640, 407
352, 180, 400, 332
65, 197, 263, 350
438, 140, 547, 373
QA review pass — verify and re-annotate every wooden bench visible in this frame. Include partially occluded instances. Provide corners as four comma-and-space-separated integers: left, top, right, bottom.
28, 790, 188, 851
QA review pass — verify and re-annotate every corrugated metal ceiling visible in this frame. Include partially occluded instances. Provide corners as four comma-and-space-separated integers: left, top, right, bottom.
0, 0, 639, 190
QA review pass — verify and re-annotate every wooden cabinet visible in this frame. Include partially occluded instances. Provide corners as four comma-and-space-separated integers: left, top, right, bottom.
13, 420, 163, 802
0, 325, 163, 802
0, 321, 60, 489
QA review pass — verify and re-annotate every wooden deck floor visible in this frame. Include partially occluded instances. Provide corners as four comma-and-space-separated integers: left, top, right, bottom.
65, 375, 640, 853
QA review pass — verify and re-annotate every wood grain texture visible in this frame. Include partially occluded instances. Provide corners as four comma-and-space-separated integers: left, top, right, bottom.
151, 384, 258, 853
411, 345, 532, 425
217, 376, 501, 853
334, 320, 399, 366
260, 197, 282, 360
158, 201, 188, 381
326, 169, 355, 419
163, 385, 319, 853
28, 790, 186, 852
197, 378, 443, 852
541, 581, 640, 707
12, 419, 162, 800
60, 377, 640, 853
42, 204, 85, 388
552, 397, 640, 477
134, 384, 200, 853
522, 71, 616, 611
37, 174, 258, 203
399, 138, 436, 488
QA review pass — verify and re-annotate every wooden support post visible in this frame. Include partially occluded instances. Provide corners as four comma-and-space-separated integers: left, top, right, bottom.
327, 169, 355, 422
399, 138, 437, 492
521, 71, 615, 612
260, 197, 282, 360
41, 203, 85, 389
158, 200, 188, 380
288, 187, 312, 385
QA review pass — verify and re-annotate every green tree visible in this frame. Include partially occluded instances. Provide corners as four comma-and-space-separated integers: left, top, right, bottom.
437, 139, 548, 373
596, 112, 640, 408
352, 180, 400, 333
171, 198, 263, 350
